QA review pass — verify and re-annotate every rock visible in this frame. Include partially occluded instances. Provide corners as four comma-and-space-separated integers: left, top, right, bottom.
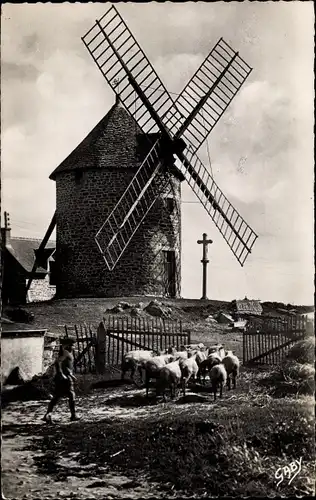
135, 302, 144, 309
110, 305, 124, 314
4, 366, 27, 386
130, 307, 142, 317
144, 300, 172, 318
205, 315, 216, 322
118, 301, 131, 310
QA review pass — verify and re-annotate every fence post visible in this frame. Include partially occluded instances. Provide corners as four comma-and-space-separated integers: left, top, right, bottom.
96, 321, 107, 374
187, 330, 191, 345
243, 330, 246, 365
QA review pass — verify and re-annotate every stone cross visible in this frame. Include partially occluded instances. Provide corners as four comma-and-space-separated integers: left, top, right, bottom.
197, 233, 213, 300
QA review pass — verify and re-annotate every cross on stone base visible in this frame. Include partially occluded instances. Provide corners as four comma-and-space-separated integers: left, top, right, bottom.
197, 233, 213, 300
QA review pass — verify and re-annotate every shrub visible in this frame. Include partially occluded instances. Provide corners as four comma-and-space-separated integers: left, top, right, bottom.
286, 337, 315, 365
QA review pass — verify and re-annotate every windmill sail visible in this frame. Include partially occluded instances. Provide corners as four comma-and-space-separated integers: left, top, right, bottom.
82, 5, 183, 134
165, 38, 252, 155
176, 149, 257, 266
95, 139, 173, 270
83, 6, 258, 270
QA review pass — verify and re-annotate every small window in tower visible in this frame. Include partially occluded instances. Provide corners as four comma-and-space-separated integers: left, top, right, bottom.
75, 171, 83, 184
166, 197, 175, 213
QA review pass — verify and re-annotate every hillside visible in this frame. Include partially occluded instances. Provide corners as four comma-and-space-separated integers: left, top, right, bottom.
2, 297, 313, 336
3, 297, 229, 334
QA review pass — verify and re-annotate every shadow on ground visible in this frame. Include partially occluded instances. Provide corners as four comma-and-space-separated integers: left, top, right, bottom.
90, 378, 136, 390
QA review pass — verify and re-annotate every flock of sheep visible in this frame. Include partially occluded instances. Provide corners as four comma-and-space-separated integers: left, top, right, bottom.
121, 343, 240, 402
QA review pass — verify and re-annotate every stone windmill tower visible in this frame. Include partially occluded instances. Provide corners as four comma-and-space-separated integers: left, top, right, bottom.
26, 6, 258, 300
49, 96, 182, 298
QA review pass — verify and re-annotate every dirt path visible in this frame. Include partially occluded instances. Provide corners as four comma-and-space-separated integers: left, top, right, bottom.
4, 372, 312, 499
2, 388, 163, 499
2, 385, 217, 500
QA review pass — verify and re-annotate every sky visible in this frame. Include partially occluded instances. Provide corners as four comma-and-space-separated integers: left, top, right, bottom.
1, 2, 314, 305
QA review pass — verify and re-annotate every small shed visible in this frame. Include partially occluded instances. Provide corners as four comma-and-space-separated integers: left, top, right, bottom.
232, 297, 263, 320
216, 312, 234, 324
232, 319, 248, 332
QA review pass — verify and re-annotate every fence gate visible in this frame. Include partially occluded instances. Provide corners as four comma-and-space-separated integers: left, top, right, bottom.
243, 315, 307, 366
64, 323, 97, 374
96, 315, 191, 372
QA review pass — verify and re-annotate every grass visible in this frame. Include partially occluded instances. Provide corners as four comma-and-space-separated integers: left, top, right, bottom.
3, 368, 315, 498
10, 393, 315, 498
3, 297, 230, 336
3, 298, 315, 497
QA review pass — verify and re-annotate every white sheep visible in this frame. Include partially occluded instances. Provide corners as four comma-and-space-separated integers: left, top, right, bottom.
156, 359, 182, 402
196, 350, 208, 365
195, 350, 208, 383
121, 349, 155, 382
210, 363, 227, 401
207, 345, 225, 359
143, 354, 174, 397
222, 351, 240, 390
166, 346, 189, 360
182, 343, 205, 351
179, 352, 199, 396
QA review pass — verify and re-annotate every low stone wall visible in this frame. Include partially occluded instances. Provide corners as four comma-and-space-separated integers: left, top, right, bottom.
1, 330, 46, 382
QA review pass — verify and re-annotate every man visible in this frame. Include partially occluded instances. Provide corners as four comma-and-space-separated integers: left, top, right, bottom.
43, 337, 80, 423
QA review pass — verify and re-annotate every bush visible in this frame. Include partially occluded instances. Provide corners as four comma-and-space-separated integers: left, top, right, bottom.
286, 337, 315, 365
282, 361, 315, 381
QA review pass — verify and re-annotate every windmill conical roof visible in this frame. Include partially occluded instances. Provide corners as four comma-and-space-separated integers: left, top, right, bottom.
49, 97, 148, 180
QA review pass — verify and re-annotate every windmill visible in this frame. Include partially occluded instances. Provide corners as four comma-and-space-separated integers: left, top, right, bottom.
27, 5, 257, 295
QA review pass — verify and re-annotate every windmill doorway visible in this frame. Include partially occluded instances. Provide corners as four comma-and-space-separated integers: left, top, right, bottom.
163, 250, 176, 298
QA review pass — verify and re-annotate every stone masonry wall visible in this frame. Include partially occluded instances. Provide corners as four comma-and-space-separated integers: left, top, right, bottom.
55, 168, 181, 298
28, 275, 56, 303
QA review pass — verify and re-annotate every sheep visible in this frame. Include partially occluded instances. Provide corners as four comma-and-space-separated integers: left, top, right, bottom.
210, 363, 227, 401
196, 350, 208, 365
195, 350, 208, 383
198, 352, 222, 384
156, 359, 182, 402
121, 349, 155, 382
207, 345, 225, 360
182, 343, 205, 351
179, 352, 199, 396
222, 351, 240, 390
165, 346, 189, 360
143, 354, 175, 397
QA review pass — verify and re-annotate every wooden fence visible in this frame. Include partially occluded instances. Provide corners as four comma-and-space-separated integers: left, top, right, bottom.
64, 315, 190, 374
243, 315, 307, 366
96, 316, 190, 373
64, 323, 97, 374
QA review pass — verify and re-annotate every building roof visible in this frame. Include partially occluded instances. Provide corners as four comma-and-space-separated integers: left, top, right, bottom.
216, 312, 234, 323
49, 97, 152, 180
6, 237, 55, 273
234, 298, 263, 315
